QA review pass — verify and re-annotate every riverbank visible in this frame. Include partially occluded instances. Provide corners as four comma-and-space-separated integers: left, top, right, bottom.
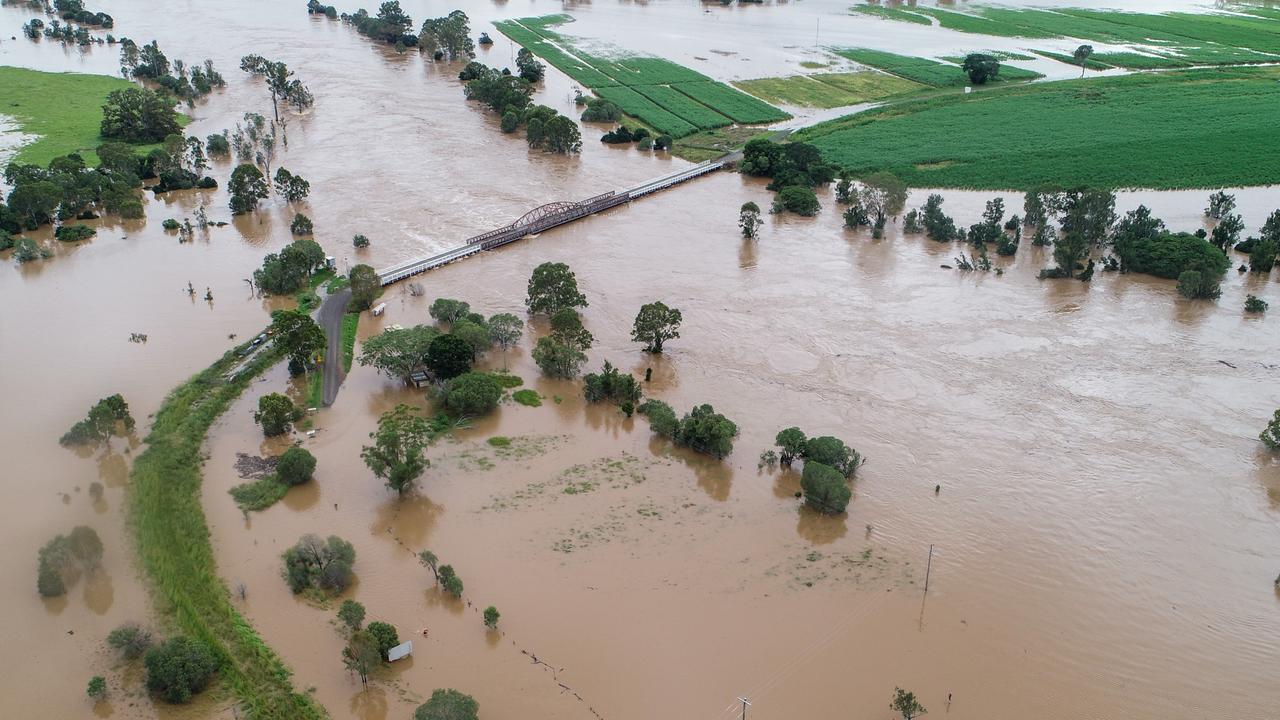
128, 338, 324, 719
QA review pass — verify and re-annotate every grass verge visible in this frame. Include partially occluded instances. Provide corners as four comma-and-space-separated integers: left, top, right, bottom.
795, 66, 1280, 190
128, 340, 325, 719
341, 313, 358, 373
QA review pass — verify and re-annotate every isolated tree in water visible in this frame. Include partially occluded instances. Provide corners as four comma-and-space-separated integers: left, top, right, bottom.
962, 53, 1000, 84
525, 262, 587, 315
254, 393, 300, 437
487, 313, 524, 369
1073, 44, 1094, 77
361, 404, 432, 496
739, 201, 761, 239
239, 54, 314, 121
228, 163, 268, 214
342, 631, 380, 689
891, 687, 926, 720
414, 689, 478, 720
631, 301, 682, 353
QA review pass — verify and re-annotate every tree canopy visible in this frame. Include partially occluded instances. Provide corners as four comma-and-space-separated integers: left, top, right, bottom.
414, 689, 479, 720
441, 372, 503, 416
282, 534, 355, 594
962, 53, 1000, 84
526, 262, 588, 315
359, 325, 439, 381
100, 87, 180, 143
801, 461, 851, 514
631, 301, 682, 353
361, 404, 433, 495
144, 637, 219, 704
426, 333, 474, 380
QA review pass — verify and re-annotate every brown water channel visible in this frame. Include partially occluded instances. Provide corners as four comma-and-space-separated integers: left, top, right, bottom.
1, 1, 1278, 719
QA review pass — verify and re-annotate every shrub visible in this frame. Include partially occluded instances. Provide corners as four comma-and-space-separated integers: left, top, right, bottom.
1115, 231, 1229, 280
353, 234, 370, 248
1177, 269, 1220, 300
365, 621, 399, 660
583, 361, 642, 406
483, 606, 500, 628
442, 372, 503, 416
144, 636, 219, 704
1261, 409, 1280, 451
438, 564, 463, 597
771, 186, 820, 216
276, 447, 316, 486
638, 400, 678, 439
338, 599, 366, 631
803, 436, 864, 477
1245, 295, 1268, 313
254, 393, 300, 437
87, 676, 107, 699
206, 133, 230, 156
801, 461, 851, 514
675, 404, 738, 459
512, 389, 542, 407
107, 623, 152, 659
161, 218, 180, 231
55, 224, 95, 242
415, 689, 479, 720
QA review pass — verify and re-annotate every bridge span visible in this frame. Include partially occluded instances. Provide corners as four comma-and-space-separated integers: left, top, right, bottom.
377, 159, 724, 286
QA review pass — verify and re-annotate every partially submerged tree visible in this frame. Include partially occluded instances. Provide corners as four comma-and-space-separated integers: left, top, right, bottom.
631, 302, 682, 353
239, 54, 314, 121
675, 404, 738, 459
438, 564, 463, 597
282, 534, 356, 594
441, 372, 503, 416
801, 461, 851, 514
228, 163, 268, 214
1072, 44, 1093, 77
361, 404, 433, 496
338, 599, 366, 632
254, 392, 301, 436
358, 325, 439, 382
349, 264, 382, 311
1261, 409, 1280, 451
891, 687, 927, 720
962, 53, 1000, 84
60, 394, 135, 447
144, 637, 218, 704
415, 689, 479, 720
739, 201, 761, 239
483, 606, 500, 628
526, 262, 588, 316
342, 630, 381, 689
487, 313, 524, 369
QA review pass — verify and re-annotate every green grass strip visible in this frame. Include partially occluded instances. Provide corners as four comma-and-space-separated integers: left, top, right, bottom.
129, 340, 325, 719
671, 81, 791, 124
632, 84, 730, 129
1031, 49, 1114, 70
850, 5, 931, 25
341, 313, 358, 373
230, 475, 289, 512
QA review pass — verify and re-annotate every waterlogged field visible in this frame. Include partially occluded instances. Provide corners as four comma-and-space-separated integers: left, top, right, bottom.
733, 72, 923, 109
832, 48, 1043, 87
796, 67, 1280, 189
495, 15, 789, 136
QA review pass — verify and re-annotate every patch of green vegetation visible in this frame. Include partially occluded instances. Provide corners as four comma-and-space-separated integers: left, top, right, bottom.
0, 67, 180, 166
128, 340, 324, 718
487, 436, 510, 447
633, 84, 731, 129
851, 5, 931, 25
799, 60, 831, 69
832, 48, 969, 87
913, 6, 1058, 38
734, 71, 923, 109
1060, 8, 1280, 56
340, 313, 358, 373
229, 475, 288, 511
593, 86, 698, 137
295, 289, 320, 312
796, 67, 1280, 190
1031, 49, 1113, 70
326, 275, 350, 294
672, 81, 791, 124
673, 125, 770, 163
941, 50, 1037, 63
308, 268, 335, 289
490, 372, 523, 389
512, 389, 542, 407
1087, 52, 1187, 70
305, 372, 322, 410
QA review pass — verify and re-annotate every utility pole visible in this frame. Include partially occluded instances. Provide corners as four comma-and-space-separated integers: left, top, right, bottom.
738, 696, 752, 720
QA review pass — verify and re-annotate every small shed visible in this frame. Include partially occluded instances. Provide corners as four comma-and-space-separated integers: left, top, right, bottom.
372, 302, 387, 317
409, 371, 430, 388
387, 640, 413, 662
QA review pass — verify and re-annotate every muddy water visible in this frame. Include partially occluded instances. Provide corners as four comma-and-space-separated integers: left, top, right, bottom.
1, 1, 1278, 719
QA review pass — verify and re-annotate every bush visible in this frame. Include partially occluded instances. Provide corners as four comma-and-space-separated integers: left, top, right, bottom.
483, 605, 500, 628
801, 461, 851, 514
353, 234, 370, 248
1115, 231, 1229, 280
144, 637, 218, 704
254, 393, 300, 437
1177, 269, 1220, 300
772, 186, 820, 216
1245, 295, 1268, 313
206, 134, 230, 156
365, 621, 399, 660
107, 623, 152, 659
803, 436, 863, 477
55, 224, 95, 242
338, 599, 365, 631
87, 676, 107, 699
442, 372, 503, 416
513, 389, 542, 407
415, 689, 479, 720
580, 98, 621, 122
438, 565, 463, 597
162, 218, 180, 230
638, 400, 678, 439
276, 447, 317, 486
583, 361, 642, 406
1261, 409, 1280, 451
675, 404, 738, 459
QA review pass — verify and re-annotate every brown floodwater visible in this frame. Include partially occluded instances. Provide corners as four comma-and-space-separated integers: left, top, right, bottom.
1, 1, 1278, 719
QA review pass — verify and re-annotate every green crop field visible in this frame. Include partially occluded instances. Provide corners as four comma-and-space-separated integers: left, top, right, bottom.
1060, 9, 1280, 55
941, 50, 1037, 63
850, 5, 931, 25
495, 15, 789, 129
1089, 52, 1187, 70
633, 84, 730, 128
593, 86, 698, 137
832, 48, 967, 86
912, 7, 1058, 38
1031, 50, 1114, 70
794, 67, 1280, 190
672, 82, 790, 124
734, 71, 923, 108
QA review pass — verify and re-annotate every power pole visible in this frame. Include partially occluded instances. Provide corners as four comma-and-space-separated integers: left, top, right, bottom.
924, 544, 934, 593
738, 696, 752, 720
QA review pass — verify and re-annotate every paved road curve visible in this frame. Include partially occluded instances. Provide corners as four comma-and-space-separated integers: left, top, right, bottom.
317, 288, 352, 407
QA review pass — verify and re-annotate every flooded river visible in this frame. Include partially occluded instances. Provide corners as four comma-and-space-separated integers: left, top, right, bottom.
1, 1, 1277, 719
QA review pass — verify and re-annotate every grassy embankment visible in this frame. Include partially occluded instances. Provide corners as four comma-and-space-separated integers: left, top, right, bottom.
129, 339, 326, 719
493, 15, 789, 144
0, 66, 180, 165
793, 66, 1280, 190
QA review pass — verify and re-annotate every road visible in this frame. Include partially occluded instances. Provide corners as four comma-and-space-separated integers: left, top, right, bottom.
317, 288, 352, 407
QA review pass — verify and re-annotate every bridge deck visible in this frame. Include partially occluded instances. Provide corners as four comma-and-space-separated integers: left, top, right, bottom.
377, 160, 724, 286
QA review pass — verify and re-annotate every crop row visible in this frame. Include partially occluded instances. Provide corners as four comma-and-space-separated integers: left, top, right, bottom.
633, 84, 730, 129
672, 81, 792, 124
593, 86, 699, 137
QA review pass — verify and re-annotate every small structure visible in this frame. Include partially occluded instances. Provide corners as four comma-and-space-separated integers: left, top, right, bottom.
409, 371, 430, 388
324, 255, 336, 270
387, 640, 413, 662
371, 302, 386, 317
